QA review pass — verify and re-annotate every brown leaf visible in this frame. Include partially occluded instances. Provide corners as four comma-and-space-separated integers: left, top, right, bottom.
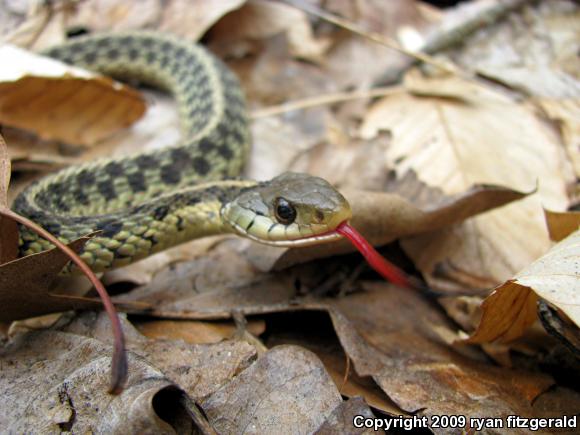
160, 0, 246, 41
0, 327, 177, 432
360, 72, 572, 289
327, 283, 554, 424
0, 134, 18, 263
68, 0, 162, 33
315, 397, 377, 435
65, 312, 258, 400
200, 345, 342, 434
0, 236, 101, 322
210, 0, 330, 61
0, 45, 146, 146
467, 229, 580, 343
544, 209, 580, 242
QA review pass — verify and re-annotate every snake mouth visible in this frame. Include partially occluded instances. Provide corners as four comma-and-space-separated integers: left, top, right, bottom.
226, 217, 347, 247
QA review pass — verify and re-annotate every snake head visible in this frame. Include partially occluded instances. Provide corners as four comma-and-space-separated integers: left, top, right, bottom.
221, 172, 352, 246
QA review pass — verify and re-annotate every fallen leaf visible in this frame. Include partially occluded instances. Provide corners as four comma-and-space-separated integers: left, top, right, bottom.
68, 0, 162, 33
0, 327, 177, 432
0, 237, 101, 322
0, 133, 18, 263
200, 345, 343, 434
544, 209, 580, 242
536, 98, 580, 179
467, 229, 580, 343
210, 0, 330, 61
65, 312, 258, 400
327, 283, 554, 425
160, 0, 245, 41
360, 72, 571, 289
315, 397, 377, 435
0, 44, 146, 146
135, 318, 266, 345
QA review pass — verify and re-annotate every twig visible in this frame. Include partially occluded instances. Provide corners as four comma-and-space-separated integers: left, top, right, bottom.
0, 208, 127, 394
251, 86, 402, 119
422, 0, 537, 55
282, 0, 461, 76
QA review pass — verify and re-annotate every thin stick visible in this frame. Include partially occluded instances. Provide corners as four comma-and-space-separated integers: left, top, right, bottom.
0, 208, 127, 394
251, 86, 402, 118
282, 0, 461, 76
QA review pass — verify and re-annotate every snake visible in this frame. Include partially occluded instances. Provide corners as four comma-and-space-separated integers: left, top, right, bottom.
12, 32, 352, 272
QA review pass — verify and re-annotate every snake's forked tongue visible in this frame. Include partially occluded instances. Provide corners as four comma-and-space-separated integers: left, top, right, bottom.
336, 222, 421, 290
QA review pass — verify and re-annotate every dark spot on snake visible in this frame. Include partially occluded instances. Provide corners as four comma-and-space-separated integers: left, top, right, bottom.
128, 48, 139, 60
146, 52, 157, 64
218, 145, 233, 160
135, 154, 157, 169
170, 148, 192, 164
74, 189, 89, 206
161, 41, 172, 52
175, 47, 185, 59
160, 165, 181, 185
76, 170, 96, 186
246, 217, 255, 232
153, 205, 170, 221
97, 180, 116, 200
105, 161, 124, 177
54, 197, 70, 213
96, 38, 110, 49
192, 157, 210, 175
43, 222, 62, 235
119, 36, 133, 47
83, 51, 97, 64
160, 56, 170, 68
97, 221, 123, 238
198, 138, 215, 152
176, 215, 185, 231
186, 196, 200, 206
107, 48, 119, 60
127, 171, 147, 192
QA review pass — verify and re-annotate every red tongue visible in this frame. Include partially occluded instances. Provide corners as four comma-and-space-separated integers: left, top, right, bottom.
336, 222, 414, 289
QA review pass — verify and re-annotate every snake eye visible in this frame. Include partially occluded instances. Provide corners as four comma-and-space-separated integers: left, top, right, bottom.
274, 197, 296, 224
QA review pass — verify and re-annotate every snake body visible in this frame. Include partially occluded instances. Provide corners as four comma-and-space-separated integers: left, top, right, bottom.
13, 33, 351, 272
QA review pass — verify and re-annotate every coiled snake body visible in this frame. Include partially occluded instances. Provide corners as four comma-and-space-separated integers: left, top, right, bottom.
13, 33, 351, 272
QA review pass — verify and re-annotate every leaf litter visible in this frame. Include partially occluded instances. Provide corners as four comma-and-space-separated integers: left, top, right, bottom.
1, 0, 579, 433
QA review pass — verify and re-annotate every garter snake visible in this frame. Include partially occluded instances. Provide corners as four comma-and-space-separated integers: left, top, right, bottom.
12, 32, 352, 272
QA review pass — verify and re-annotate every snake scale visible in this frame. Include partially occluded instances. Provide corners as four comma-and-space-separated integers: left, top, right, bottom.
13, 32, 352, 272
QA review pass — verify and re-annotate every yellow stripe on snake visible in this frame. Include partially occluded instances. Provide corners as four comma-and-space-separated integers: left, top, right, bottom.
13, 32, 352, 272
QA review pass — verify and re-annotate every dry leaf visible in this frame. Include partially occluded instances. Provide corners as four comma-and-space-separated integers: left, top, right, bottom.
0, 44, 146, 146
327, 283, 554, 424
160, 0, 245, 41
200, 345, 343, 434
210, 0, 330, 61
360, 72, 571, 289
536, 98, 580, 179
315, 397, 377, 435
468, 229, 580, 343
68, 0, 162, 33
0, 236, 101, 322
135, 318, 266, 345
65, 312, 258, 400
0, 326, 177, 432
544, 209, 580, 242
0, 133, 18, 263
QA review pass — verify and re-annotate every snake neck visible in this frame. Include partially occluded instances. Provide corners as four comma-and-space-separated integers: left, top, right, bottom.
16, 179, 258, 273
